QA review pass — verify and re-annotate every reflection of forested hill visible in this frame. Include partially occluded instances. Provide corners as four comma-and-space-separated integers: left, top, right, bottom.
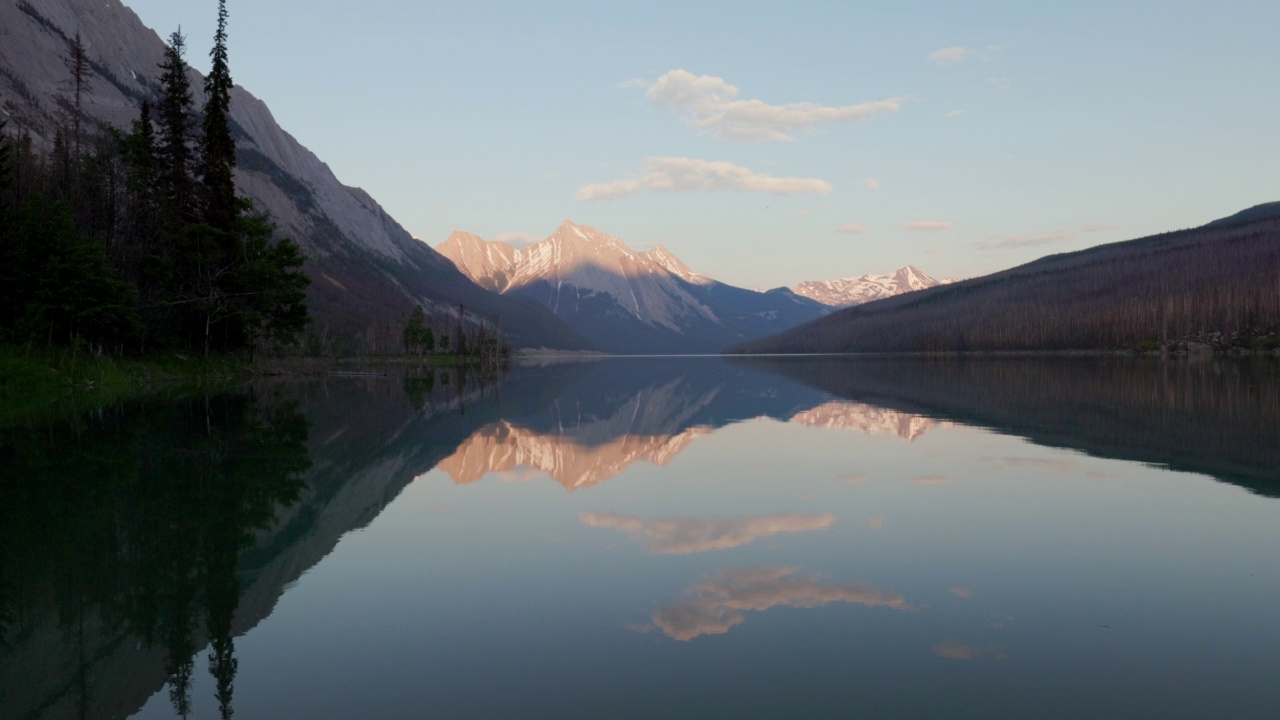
736, 356, 1280, 496
0, 368, 507, 720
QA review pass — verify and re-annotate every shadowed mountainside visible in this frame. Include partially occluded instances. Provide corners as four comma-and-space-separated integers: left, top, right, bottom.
730, 208, 1280, 354
0, 0, 590, 350
734, 355, 1280, 496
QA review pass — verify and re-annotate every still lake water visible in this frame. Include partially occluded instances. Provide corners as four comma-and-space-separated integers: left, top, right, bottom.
2, 356, 1279, 719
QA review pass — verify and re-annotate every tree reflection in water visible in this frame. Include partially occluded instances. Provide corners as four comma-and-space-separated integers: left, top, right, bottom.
0, 392, 309, 719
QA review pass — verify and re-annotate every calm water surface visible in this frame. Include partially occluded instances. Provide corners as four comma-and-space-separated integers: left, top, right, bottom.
2, 357, 1278, 719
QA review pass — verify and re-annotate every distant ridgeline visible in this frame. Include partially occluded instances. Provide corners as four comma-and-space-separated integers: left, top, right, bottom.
0, 3, 307, 357
730, 204, 1280, 354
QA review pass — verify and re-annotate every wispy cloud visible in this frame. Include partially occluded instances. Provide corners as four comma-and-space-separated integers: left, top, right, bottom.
616, 77, 649, 90
580, 512, 836, 555
903, 220, 951, 231
835, 223, 869, 234
929, 47, 969, 65
643, 69, 901, 141
864, 178, 882, 190
908, 474, 954, 485
971, 232, 1072, 250
1082, 223, 1118, 233
945, 109, 966, 119
576, 157, 833, 201
985, 77, 1012, 92
653, 567, 912, 640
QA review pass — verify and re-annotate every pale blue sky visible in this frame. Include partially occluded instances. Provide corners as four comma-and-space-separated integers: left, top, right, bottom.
124, 0, 1279, 288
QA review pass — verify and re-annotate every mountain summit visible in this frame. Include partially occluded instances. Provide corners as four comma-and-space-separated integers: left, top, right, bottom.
437, 221, 828, 354
792, 266, 948, 307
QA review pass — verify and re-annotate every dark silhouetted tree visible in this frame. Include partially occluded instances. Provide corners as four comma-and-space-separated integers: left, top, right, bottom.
157, 30, 195, 222
199, 0, 237, 233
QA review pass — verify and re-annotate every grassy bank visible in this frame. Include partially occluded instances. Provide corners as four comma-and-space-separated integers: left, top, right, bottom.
0, 346, 244, 424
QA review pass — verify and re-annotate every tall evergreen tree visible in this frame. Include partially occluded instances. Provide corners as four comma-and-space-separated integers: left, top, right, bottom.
65, 32, 90, 158
156, 30, 194, 222
199, 0, 237, 233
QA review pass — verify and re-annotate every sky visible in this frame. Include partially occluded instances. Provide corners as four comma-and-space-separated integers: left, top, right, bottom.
122, 0, 1280, 289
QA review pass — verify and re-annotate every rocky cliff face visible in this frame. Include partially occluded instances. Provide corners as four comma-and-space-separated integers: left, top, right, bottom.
437, 220, 830, 353
0, 0, 590, 349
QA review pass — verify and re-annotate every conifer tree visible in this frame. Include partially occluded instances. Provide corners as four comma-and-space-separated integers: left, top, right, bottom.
156, 30, 194, 221
65, 32, 90, 158
199, 0, 237, 233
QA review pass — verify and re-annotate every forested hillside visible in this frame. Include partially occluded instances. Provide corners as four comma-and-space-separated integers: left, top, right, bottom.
0, 7, 308, 358
730, 208, 1280, 354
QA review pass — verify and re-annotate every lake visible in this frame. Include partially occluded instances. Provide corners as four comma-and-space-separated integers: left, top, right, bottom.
2, 356, 1278, 719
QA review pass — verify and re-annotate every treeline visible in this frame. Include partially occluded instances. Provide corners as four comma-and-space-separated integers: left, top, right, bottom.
401, 303, 511, 362
735, 355, 1280, 494
733, 216, 1280, 354
0, 1, 308, 358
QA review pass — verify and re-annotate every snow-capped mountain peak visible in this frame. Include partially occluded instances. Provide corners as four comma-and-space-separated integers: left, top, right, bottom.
792, 265, 950, 307
642, 244, 710, 285
436, 220, 831, 353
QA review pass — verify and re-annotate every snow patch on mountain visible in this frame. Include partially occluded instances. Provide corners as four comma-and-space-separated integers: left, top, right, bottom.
793, 266, 950, 307
439, 220, 719, 332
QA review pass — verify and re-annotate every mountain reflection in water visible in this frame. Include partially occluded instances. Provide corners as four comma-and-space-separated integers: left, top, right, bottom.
2, 356, 1277, 719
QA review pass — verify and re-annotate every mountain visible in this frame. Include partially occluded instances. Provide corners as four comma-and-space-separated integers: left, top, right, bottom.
0, 0, 590, 350
730, 206, 1280, 354
792, 265, 948, 307
437, 220, 830, 353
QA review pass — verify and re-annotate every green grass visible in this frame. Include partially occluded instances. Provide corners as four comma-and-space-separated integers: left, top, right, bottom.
0, 346, 245, 425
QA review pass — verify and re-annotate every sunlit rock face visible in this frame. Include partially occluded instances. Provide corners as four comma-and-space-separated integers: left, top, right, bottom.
437, 220, 829, 353
792, 265, 950, 307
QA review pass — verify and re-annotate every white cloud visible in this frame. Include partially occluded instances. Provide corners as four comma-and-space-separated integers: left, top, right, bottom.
645, 69, 901, 141
835, 223, 869, 234
616, 77, 649, 90
576, 157, 834, 201
929, 47, 969, 65
863, 178, 881, 190
945, 109, 966, 119
903, 220, 951, 231
492, 232, 541, 247
985, 77, 1012, 92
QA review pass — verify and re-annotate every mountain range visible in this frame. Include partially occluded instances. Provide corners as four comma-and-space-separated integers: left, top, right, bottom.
732, 204, 1280, 354
0, 0, 590, 350
791, 265, 950, 307
437, 220, 832, 354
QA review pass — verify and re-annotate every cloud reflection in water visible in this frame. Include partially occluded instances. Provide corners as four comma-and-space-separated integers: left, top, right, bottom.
653, 567, 912, 641
581, 512, 836, 555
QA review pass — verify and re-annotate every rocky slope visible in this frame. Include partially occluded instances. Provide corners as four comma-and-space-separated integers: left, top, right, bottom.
0, 0, 589, 350
438, 220, 829, 353
792, 265, 948, 307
